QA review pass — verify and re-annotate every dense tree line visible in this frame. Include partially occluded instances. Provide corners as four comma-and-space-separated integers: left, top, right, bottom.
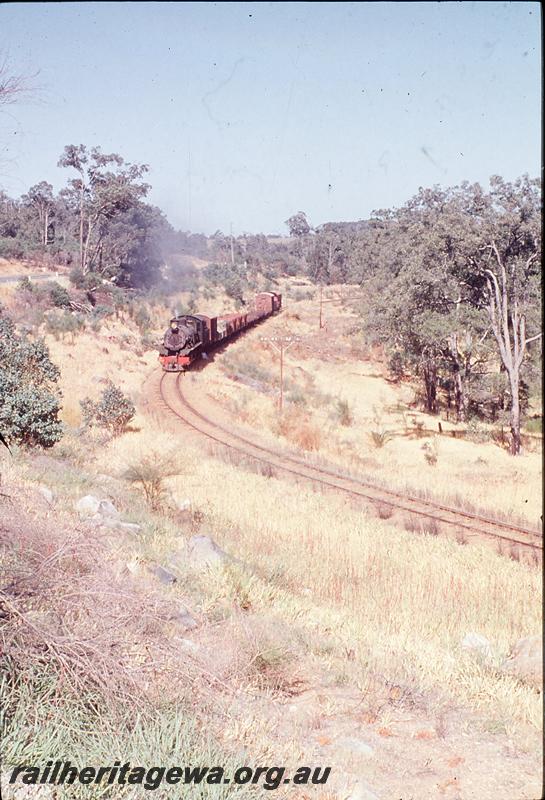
0, 144, 196, 289
287, 177, 542, 454
0, 145, 299, 292
0, 136, 540, 454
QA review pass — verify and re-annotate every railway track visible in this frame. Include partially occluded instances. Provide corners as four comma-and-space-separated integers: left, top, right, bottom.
156, 372, 542, 563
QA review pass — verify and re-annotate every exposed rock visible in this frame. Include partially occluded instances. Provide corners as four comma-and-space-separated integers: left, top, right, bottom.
97, 499, 119, 518
37, 485, 55, 504
148, 565, 177, 585
75, 494, 101, 516
461, 632, 492, 659
167, 551, 185, 573
501, 635, 542, 690
75, 495, 118, 519
179, 638, 199, 653
344, 782, 380, 800
115, 521, 142, 534
172, 610, 198, 631
167, 535, 239, 575
91, 517, 141, 533
186, 535, 231, 568
337, 736, 374, 758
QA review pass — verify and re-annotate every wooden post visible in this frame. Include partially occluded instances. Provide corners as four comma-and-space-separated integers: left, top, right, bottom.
279, 345, 284, 411
259, 335, 299, 412
319, 284, 324, 330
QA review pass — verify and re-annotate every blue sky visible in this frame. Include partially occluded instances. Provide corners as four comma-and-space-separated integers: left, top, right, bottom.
0, 1, 541, 234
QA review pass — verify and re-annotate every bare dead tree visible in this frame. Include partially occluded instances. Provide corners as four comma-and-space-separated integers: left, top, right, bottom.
0, 57, 35, 106
484, 241, 541, 455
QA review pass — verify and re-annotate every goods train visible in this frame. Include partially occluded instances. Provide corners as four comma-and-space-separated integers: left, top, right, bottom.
159, 291, 282, 371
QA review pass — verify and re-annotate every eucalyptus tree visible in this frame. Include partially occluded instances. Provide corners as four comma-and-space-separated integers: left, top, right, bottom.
307, 225, 349, 284
57, 145, 149, 274
458, 175, 542, 453
98, 202, 170, 288
365, 177, 541, 449
21, 182, 55, 245
285, 211, 311, 238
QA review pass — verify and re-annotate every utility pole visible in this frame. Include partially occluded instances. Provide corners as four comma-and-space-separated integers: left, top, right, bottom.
318, 284, 332, 330
259, 335, 299, 411
187, 148, 192, 230
319, 284, 324, 329
230, 222, 235, 266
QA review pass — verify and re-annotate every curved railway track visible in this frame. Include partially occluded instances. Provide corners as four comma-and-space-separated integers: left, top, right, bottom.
155, 371, 542, 563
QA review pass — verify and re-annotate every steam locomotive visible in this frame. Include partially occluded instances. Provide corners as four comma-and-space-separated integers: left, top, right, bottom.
159, 291, 282, 371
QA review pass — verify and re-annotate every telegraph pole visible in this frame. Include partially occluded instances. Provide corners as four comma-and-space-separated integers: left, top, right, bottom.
230, 222, 235, 266
318, 284, 332, 330
259, 335, 299, 411
319, 284, 324, 329
188, 148, 192, 230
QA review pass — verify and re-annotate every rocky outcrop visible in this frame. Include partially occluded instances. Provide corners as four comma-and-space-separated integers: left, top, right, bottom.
501, 635, 542, 690
75, 495, 119, 519
148, 564, 177, 585
461, 632, 492, 659
74, 495, 141, 533
37, 485, 55, 504
168, 535, 234, 574
345, 783, 380, 800
186, 535, 231, 568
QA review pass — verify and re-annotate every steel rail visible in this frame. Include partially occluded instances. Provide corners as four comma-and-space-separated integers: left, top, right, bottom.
156, 372, 542, 557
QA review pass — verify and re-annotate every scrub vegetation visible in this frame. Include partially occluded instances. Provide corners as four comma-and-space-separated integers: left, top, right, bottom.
0, 124, 541, 798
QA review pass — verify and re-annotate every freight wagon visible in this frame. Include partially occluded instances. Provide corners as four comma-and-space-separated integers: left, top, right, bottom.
159, 291, 282, 372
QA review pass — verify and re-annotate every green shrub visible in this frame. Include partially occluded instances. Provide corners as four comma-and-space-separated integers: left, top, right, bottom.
122, 451, 181, 509
525, 417, 542, 434
0, 237, 25, 259
140, 332, 158, 351
0, 309, 63, 448
16, 276, 35, 295
368, 408, 393, 448
133, 305, 151, 332
286, 387, 307, 407
69, 268, 101, 290
48, 282, 71, 309
44, 310, 85, 342
422, 440, 438, 466
90, 304, 114, 332
388, 351, 405, 381
80, 382, 135, 436
368, 429, 394, 448
336, 398, 354, 426
293, 288, 314, 302
466, 417, 491, 444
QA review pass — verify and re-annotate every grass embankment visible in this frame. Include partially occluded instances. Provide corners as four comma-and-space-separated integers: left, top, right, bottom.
192, 284, 542, 527
1, 278, 542, 799
100, 425, 542, 729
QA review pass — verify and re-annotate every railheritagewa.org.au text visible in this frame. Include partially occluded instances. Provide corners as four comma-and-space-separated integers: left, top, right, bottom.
8, 761, 332, 791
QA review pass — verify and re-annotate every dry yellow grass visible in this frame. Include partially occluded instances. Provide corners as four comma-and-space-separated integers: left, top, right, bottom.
0, 257, 34, 276
44, 323, 158, 426
187, 286, 542, 526
3, 281, 541, 800
97, 419, 542, 731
